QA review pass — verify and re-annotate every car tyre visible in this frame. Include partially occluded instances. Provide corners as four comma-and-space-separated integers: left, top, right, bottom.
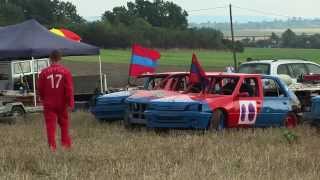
209, 109, 225, 131
124, 110, 133, 129
284, 112, 298, 128
10, 106, 25, 124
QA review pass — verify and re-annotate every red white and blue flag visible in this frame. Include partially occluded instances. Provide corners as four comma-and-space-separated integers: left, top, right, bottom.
129, 44, 161, 77
189, 53, 208, 84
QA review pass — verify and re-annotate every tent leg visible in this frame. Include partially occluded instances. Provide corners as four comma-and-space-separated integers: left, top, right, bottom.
31, 57, 37, 107
99, 56, 103, 93
104, 74, 108, 92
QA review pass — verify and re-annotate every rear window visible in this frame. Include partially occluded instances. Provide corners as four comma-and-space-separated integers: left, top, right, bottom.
238, 63, 270, 75
306, 63, 320, 74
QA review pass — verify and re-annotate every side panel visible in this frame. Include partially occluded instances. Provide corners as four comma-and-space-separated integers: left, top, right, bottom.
255, 97, 290, 127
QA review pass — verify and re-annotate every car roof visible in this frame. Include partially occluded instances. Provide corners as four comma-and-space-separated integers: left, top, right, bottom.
138, 72, 187, 78
206, 72, 261, 77
240, 59, 318, 66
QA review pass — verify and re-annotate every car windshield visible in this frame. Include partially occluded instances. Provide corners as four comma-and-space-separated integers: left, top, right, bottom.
144, 77, 166, 90
238, 63, 270, 75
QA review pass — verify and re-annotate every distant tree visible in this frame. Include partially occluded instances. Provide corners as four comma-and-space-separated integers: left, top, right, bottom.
270, 32, 280, 47
52, 0, 85, 25
0, 2, 25, 25
281, 29, 297, 48
102, 0, 188, 29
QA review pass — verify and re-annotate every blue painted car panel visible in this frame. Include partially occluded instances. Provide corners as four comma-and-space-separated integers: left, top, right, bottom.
146, 110, 212, 129
90, 91, 133, 120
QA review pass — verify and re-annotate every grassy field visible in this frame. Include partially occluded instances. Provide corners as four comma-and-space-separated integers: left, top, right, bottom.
1, 112, 320, 179
68, 48, 320, 69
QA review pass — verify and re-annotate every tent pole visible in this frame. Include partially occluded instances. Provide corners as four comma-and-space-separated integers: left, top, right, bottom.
104, 74, 108, 92
31, 57, 37, 107
98, 56, 103, 93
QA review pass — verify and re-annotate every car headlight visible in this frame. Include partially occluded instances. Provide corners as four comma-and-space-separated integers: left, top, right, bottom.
201, 103, 212, 112
185, 104, 202, 111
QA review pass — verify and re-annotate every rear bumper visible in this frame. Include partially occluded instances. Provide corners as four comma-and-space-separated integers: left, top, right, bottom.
145, 110, 212, 129
90, 104, 126, 120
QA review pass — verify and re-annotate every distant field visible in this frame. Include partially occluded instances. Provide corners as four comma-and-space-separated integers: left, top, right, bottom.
223, 28, 320, 36
68, 48, 320, 69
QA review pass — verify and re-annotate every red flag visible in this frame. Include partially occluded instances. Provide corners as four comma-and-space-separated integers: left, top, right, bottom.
189, 53, 208, 84
129, 44, 161, 77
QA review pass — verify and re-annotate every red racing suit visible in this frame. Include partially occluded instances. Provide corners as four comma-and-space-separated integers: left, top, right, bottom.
37, 63, 74, 151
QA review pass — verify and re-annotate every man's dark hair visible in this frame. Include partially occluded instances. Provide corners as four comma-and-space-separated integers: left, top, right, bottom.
50, 50, 62, 61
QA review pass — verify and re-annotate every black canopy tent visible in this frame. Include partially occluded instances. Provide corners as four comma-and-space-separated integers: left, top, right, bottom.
0, 20, 103, 106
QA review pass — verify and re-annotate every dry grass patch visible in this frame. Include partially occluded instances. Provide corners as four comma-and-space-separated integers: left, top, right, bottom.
0, 112, 319, 180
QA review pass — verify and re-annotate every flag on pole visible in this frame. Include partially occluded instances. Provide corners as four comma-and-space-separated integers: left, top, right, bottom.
129, 44, 161, 77
189, 53, 208, 84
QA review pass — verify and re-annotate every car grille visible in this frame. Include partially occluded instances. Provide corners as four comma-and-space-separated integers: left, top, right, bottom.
128, 103, 147, 120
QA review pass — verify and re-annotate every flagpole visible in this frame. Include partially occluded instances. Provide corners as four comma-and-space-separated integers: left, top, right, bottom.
127, 44, 135, 86
98, 55, 103, 93
31, 57, 37, 107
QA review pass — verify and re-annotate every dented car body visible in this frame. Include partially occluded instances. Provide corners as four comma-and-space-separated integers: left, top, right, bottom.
125, 72, 190, 125
90, 72, 187, 120
144, 73, 300, 129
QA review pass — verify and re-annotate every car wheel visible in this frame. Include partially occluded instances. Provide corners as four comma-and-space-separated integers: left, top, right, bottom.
284, 112, 298, 128
11, 106, 25, 124
209, 109, 225, 131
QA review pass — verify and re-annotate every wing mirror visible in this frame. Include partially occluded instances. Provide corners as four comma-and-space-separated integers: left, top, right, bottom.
238, 92, 249, 97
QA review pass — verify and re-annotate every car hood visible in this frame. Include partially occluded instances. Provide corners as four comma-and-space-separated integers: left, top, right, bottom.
148, 94, 227, 112
126, 90, 180, 104
96, 90, 136, 104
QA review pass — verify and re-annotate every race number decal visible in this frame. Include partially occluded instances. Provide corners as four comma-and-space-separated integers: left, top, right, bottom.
238, 101, 257, 125
47, 74, 63, 89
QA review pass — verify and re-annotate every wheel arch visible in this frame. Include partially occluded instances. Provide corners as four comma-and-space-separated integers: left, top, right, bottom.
211, 107, 229, 127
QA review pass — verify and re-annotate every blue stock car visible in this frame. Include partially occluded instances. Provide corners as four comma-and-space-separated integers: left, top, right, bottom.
90, 73, 178, 121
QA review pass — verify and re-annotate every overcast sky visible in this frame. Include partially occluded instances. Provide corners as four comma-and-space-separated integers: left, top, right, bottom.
65, 0, 320, 21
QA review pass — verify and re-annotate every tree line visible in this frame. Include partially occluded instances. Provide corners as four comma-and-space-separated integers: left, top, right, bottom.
242, 29, 320, 49
0, 0, 243, 51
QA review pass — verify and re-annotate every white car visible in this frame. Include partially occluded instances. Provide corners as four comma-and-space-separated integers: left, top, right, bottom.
238, 59, 320, 83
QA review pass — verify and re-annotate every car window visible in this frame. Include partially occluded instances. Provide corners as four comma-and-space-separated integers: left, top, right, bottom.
262, 78, 285, 97
238, 63, 270, 75
277, 64, 291, 76
240, 78, 259, 97
145, 77, 164, 90
306, 63, 320, 74
208, 77, 239, 95
288, 63, 308, 78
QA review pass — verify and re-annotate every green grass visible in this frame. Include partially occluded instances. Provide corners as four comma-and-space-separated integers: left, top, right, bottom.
67, 48, 320, 69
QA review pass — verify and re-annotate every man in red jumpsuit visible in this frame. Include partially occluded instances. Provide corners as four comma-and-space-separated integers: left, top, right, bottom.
37, 50, 74, 152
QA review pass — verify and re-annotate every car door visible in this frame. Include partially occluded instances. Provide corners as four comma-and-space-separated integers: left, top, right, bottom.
255, 77, 290, 127
233, 77, 263, 127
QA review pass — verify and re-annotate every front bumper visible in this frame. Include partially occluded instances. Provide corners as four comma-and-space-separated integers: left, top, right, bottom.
145, 110, 212, 129
90, 104, 126, 120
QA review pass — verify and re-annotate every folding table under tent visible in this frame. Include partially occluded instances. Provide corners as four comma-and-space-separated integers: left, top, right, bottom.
0, 19, 102, 107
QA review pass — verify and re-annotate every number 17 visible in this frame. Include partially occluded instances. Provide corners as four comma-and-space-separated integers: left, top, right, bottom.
47, 74, 62, 88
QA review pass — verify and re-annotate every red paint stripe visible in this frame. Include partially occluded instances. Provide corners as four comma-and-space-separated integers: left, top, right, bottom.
132, 44, 160, 61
